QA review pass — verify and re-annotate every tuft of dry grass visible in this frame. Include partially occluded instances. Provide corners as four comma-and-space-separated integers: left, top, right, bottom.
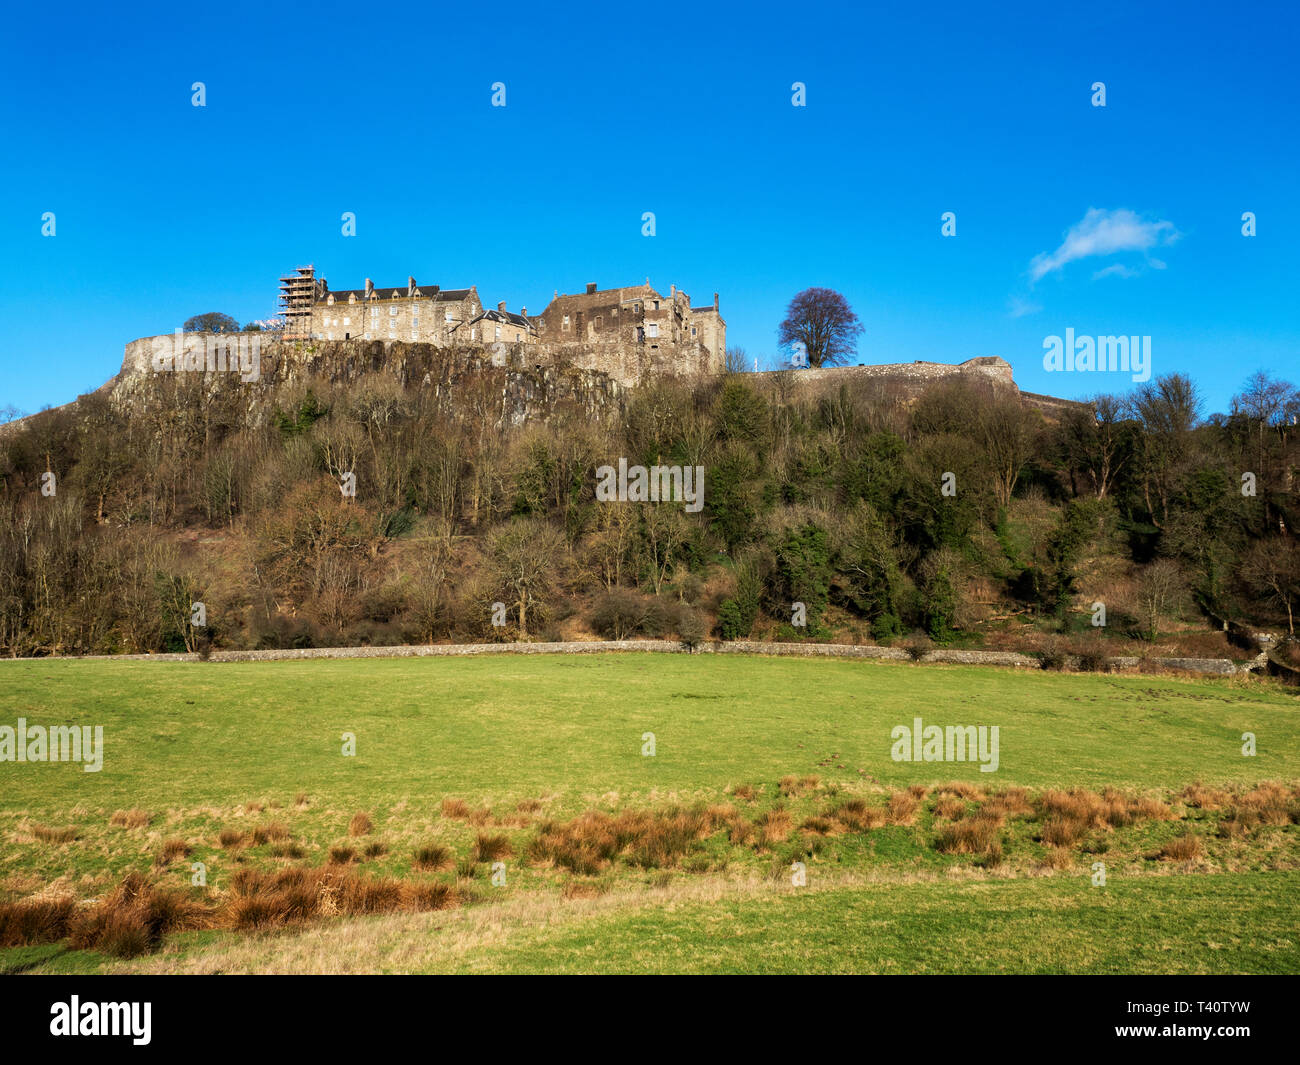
218, 828, 244, 849
328, 845, 357, 865
68, 873, 206, 958
270, 842, 305, 859
250, 822, 290, 846
413, 843, 454, 872
441, 798, 471, 819
154, 838, 192, 867
886, 791, 919, 825
110, 809, 151, 830
932, 797, 966, 820
529, 806, 718, 874
348, 813, 373, 837
1040, 816, 1087, 848
516, 799, 543, 813
730, 784, 757, 802
934, 816, 1001, 855
1181, 783, 1230, 811
824, 798, 887, 832
294, 793, 310, 809
363, 841, 388, 859
473, 833, 512, 861
1157, 833, 1203, 862
754, 808, 792, 848
983, 787, 1033, 819
0, 895, 77, 947
31, 824, 78, 844
935, 781, 985, 801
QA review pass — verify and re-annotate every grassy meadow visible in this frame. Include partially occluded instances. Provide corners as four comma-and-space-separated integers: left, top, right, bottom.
1, 653, 1297, 974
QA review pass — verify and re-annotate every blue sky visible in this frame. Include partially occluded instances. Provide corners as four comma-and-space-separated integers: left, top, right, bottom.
1, 0, 1295, 414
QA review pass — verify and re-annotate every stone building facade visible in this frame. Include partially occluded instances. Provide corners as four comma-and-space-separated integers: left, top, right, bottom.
302, 272, 725, 386
313, 277, 484, 345
529, 280, 725, 381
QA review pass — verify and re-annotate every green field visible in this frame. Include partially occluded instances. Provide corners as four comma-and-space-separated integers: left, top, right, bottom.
1, 654, 1297, 974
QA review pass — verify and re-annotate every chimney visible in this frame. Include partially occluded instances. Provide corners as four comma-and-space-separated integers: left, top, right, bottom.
670, 284, 676, 297
498, 300, 507, 312
713, 292, 719, 310
364, 278, 373, 298
408, 276, 416, 297
586, 282, 597, 295
521, 306, 526, 316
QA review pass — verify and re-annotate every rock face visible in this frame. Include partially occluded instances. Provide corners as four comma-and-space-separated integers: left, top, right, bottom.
110, 332, 625, 429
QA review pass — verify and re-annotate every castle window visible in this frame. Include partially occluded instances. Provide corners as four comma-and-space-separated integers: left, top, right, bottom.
563, 315, 570, 329
495, 326, 501, 339
653, 300, 659, 310
343, 316, 350, 326
647, 323, 659, 338
445, 310, 453, 323
390, 307, 397, 316
595, 316, 602, 328
691, 326, 697, 336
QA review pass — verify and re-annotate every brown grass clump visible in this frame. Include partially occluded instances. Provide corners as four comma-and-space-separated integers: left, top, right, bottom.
754, 808, 793, 848
907, 784, 929, 799
935, 781, 986, 801
800, 816, 835, 835
31, 824, 78, 844
441, 798, 471, 819
1234, 782, 1294, 826
983, 787, 1033, 819
68, 874, 205, 958
1157, 833, 1203, 862
516, 799, 543, 813
250, 822, 290, 846
109, 809, 151, 830
934, 817, 1001, 856
363, 841, 388, 859
562, 881, 607, 901
473, 833, 512, 861
1181, 783, 1230, 811
294, 792, 310, 809
530, 807, 716, 874
932, 797, 966, 820
413, 843, 454, 871
1039, 846, 1076, 870
243, 801, 264, 814
0, 895, 77, 947
270, 842, 305, 859
825, 799, 887, 832
731, 784, 757, 802
217, 828, 244, 849
154, 838, 192, 866
328, 845, 357, 865
348, 812, 373, 837
1040, 816, 1087, 848
886, 791, 919, 825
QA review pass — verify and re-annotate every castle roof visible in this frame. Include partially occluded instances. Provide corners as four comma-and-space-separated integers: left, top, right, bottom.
321, 286, 474, 304
456, 308, 534, 331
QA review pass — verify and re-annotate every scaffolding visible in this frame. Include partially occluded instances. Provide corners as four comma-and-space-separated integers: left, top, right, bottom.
278, 265, 317, 340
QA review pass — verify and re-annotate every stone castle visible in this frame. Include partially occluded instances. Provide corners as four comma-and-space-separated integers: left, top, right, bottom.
280, 266, 726, 387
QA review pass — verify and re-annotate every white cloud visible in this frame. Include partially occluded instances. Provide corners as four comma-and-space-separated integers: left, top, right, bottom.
1029, 208, 1179, 284
1007, 295, 1042, 318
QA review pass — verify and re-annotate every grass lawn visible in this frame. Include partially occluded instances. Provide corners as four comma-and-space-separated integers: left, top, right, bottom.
1, 653, 1297, 973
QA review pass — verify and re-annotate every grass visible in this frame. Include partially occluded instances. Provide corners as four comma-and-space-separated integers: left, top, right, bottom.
0, 653, 1297, 973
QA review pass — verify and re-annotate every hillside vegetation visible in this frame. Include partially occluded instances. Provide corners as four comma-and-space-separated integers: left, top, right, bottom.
0, 360, 1297, 659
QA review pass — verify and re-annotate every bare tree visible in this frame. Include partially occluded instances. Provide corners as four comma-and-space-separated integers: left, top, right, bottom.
488, 518, 566, 638
777, 287, 864, 368
1242, 538, 1299, 635
1137, 558, 1184, 641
